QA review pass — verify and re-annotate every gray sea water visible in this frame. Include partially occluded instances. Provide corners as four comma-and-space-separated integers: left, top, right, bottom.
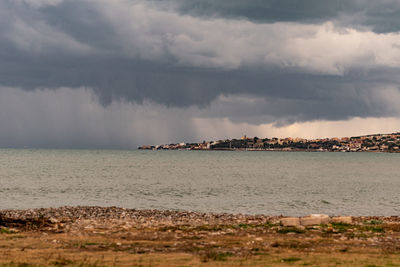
0, 149, 399, 216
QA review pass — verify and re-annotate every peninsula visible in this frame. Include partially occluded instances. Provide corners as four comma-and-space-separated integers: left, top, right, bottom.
139, 132, 400, 152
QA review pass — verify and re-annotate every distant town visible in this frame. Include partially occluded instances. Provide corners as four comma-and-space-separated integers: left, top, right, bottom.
139, 132, 400, 152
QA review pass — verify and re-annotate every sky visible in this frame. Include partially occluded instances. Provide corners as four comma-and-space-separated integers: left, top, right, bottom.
1, 0, 400, 149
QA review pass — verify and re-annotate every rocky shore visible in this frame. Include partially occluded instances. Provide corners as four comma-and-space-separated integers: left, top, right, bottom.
1, 207, 400, 266
0, 206, 278, 227
2, 206, 400, 225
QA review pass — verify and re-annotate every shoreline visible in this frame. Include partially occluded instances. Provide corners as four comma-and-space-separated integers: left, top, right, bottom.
146, 148, 400, 153
2, 206, 400, 223
1, 206, 400, 266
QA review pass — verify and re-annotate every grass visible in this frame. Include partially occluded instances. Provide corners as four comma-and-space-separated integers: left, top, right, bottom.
201, 251, 233, 262
278, 227, 305, 234
364, 220, 383, 225
362, 226, 385, 233
0, 245, 400, 266
383, 223, 400, 232
281, 257, 301, 263
158, 222, 281, 233
329, 222, 385, 234
331, 222, 353, 232
1, 218, 400, 266
0, 228, 17, 234
237, 223, 252, 229
84, 242, 99, 246
160, 224, 227, 232
51, 258, 74, 266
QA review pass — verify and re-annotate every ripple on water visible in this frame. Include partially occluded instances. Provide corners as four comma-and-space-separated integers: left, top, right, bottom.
0, 150, 400, 215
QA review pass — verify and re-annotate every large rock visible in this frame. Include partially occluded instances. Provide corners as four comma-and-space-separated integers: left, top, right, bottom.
280, 217, 300, 226
332, 216, 352, 224
300, 214, 330, 226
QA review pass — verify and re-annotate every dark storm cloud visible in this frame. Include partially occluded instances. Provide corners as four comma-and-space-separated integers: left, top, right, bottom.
162, 0, 400, 33
164, 0, 351, 23
2, 46, 400, 122
2, 47, 399, 120
1, 0, 400, 134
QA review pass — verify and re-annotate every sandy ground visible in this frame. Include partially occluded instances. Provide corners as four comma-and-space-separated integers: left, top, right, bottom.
1, 206, 400, 266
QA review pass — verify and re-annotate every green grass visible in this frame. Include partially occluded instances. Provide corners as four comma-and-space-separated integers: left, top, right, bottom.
51, 258, 74, 266
281, 257, 301, 262
0, 228, 17, 234
364, 220, 383, 225
84, 242, 99, 246
201, 251, 233, 262
331, 222, 353, 232
237, 223, 251, 229
262, 222, 279, 228
330, 222, 384, 233
278, 227, 305, 234
0, 264, 35, 267
361, 226, 385, 233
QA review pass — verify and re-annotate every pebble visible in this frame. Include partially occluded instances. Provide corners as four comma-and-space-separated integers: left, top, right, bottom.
1, 207, 399, 230
0, 206, 277, 227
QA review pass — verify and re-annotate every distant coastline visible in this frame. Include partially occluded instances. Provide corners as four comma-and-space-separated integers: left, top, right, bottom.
139, 132, 400, 153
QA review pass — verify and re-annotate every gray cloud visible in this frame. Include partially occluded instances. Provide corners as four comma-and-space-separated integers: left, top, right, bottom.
160, 0, 400, 33
1, 0, 400, 147
162, 0, 352, 23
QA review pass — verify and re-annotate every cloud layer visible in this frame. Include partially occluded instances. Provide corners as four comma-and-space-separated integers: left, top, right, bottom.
1, 0, 400, 147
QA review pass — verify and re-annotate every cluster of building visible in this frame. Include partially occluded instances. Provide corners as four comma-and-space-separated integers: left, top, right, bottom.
138, 133, 400, 152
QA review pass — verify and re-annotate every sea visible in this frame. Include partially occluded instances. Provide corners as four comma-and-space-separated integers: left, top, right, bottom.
1, 149, 399, 216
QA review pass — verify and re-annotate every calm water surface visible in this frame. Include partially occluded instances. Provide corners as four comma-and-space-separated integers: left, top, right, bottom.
0, 149, 399, 216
